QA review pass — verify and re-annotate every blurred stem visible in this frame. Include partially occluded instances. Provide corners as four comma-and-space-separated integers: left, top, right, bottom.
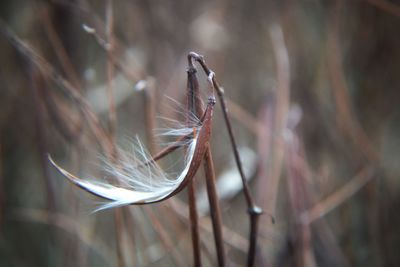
105, 2, 125, 267
40, 4, 82, 90
142, 79, 157, 154
0, 19, 115, 156
144, 207, 186, 267
29, 68, 57, 212
106, 0, 117, 141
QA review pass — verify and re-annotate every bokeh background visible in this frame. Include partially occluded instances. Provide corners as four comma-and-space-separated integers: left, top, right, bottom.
1, 0, 400, 266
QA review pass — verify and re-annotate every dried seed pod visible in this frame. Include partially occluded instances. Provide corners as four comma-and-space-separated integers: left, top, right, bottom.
49, 96, 215, 211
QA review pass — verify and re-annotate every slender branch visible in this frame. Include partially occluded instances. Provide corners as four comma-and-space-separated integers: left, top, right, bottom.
203, 147, 226, 267
189, 52, 262, 267
141, 79, 158, 154
105, 0, 117, 140
29, 68, 57, 212
300, 166, 375, 224
40, 5, 82, 90
186, 60, 203, 267
144, 207, 187, 267
0, 19, 115, 156
104, 2, 125, 267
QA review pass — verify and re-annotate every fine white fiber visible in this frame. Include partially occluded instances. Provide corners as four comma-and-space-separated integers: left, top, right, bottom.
49, 125, 199, 212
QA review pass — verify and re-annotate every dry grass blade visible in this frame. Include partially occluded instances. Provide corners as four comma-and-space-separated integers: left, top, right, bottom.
300, 166, 375, 224
0, 19, 115, 156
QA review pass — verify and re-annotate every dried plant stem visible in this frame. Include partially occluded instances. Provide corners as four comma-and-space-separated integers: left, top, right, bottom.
144, 207, 186, 267
113, 209, 125, 267
226, 99, 262, 135
40, 5, 82, 90
189, 52, 261, 267
141, 79, 158, 154
105, 0, 117, 139
104, 2, 125, 266
300, 166, 375, 224
137, 79, 187, 266
30, 69, 57, 212
327, 1, 377, 162
0, 20, 115, 156
203, 147, 226, 267
267, 24, 291, 221
11, 208, 114, 265
186, 63, 203, 267
188, 183, 201, 266
169, 198, 249, 253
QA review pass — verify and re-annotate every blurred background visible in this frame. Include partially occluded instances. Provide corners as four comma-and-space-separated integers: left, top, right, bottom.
1, 0, 399, 266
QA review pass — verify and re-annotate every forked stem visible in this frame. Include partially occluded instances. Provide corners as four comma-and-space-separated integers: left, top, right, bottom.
189, 52, 263, 267
189, 54, 227, 266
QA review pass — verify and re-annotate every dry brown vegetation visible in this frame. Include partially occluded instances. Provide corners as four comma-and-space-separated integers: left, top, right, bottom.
1, 1, 400, 266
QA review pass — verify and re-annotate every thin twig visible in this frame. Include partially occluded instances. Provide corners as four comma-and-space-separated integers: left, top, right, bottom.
39, 4, 82, 90
268, 24, 291, 218
11, 208, 113, 266
168, 198, 249, 253
186, 59, 203, 267
327, 1, 378, 162
300, 166, 375, 224
203, 147, 226, 267
0, 19, 115, 157
105, 0, 117, 140
144, 81, 158, 154
189, 52, 261, 267
144, 207, 187, 267
29, 68, 57, 212
104, 2, 125, 266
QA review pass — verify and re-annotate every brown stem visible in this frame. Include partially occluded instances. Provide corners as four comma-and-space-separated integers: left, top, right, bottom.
144, 207, 187, 267
142, 79, 158, 154
203, 147, 226, 267
0, 19, 115, 156
189, 52, 262, 267
104, 2, 124, 266
105, 0, 117, 140
186, 63, 203, 267
114, 209, 125, 267
29, 68, 57, 212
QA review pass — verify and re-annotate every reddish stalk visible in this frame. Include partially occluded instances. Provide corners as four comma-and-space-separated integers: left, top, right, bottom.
203, 147, 226, 267
186, 59, 203, 267
189, 52, 261, 267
